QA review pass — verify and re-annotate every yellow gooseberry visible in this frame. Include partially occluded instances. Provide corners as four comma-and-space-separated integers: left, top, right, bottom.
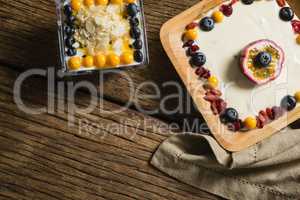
244, 117, 257, 130
207, 76, 219, 88
212, 11, 224, 23
107, 53, 120, 67
71, 0, 81, 12
121, 52, 134, 64
94, 54, 107, 68
84, 0, 94, 7
185, 29, 198, 40
82, 55, 94, 68
68, 56, 81, 70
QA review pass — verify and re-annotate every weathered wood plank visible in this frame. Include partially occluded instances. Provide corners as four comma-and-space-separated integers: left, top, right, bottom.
0, 0, 203, 123
0, 65, 222, 200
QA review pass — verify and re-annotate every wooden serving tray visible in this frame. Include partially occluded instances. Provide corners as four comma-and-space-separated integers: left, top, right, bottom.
160, 0, 300, 152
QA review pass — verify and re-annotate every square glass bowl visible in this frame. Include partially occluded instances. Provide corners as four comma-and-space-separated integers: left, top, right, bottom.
55, 0, 149, 75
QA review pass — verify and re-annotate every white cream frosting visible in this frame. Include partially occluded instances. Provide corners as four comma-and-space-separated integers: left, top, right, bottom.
195, 0, 300, 119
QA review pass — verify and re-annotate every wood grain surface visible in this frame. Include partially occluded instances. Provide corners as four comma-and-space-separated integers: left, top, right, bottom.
0, 0, 204, 123
0, 66, 223, 199
0, 0, 223, 199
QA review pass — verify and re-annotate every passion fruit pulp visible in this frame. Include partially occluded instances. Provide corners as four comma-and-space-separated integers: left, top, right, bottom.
240, 39, 285, 85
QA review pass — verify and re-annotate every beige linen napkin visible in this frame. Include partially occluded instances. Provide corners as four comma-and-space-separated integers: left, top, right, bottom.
151, 121, 300, 200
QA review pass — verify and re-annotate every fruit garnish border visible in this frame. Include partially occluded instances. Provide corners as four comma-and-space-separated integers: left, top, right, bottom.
182, 0, 300, 132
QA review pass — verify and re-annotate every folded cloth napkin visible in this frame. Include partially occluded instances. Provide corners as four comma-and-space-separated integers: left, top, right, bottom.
151, 120, 300, 200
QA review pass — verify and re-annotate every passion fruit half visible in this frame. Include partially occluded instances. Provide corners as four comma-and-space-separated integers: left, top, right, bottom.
240, 39, 285, 85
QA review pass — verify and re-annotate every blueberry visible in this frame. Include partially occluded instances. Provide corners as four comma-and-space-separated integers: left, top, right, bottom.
65, 37, 75, 48
199, 17, 215, 31
220, 108, 239, 123
66, 48, 77, 56
130, 27, 141, 39
66, 15, 76, 26
133, 39, 143, 49
241, 0, 254, 5
191, 52, 206, 66
64, 5, 72, 16
64, 26, 75, 36
134, 50, 143, 62
281, 95, 297, 111
130, 17, 139, 27
127, 3, 139, 17
255, 52, 272, 67
279, 7, 294, 21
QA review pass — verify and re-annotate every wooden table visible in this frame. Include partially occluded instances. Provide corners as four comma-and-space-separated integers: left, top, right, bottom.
0, 0, 223, 199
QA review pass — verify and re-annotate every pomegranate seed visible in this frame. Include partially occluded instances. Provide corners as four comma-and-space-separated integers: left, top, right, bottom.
256, 117, 263, 129
216, 99, 227, 114
292, 20, 300, 34
186, 22, 198, 30
256, 110, 269, 129
228, 120, 242, 132
183, 40, 194, 48
220, 4, 233, 17
259, 110, 269, 122
258, 113, 267, 124
202, 71, 211, 79
211, 101, 219, 115
204, 94, 219, 102
188, 45, 200, 55
195, 67, 211, 79
187, 45, 200, 56
276, 0, 286, 7
266, 108, 275, 120
195, 67, 205, 76
293, 26, 300, 34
